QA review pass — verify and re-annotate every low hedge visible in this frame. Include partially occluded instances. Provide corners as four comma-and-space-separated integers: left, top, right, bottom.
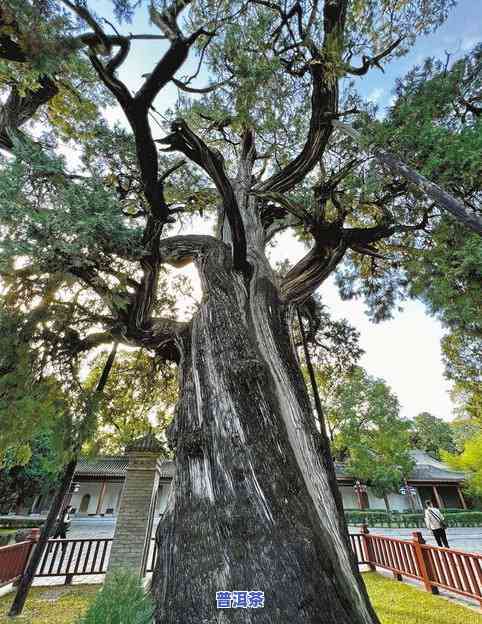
0, 518, 43, 529
345, 510, 482, 528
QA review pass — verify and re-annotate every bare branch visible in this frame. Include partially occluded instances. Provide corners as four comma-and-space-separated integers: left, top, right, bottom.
281, 241, 347, 304
172, 77, 232, 94
344, 38, 403, 76
159, 159, 187, 182
333, 120, 482, 235
255, 0, 348, 194
157, 121, 248, 271
255, 191, 313, 224
0, 79, 58, 151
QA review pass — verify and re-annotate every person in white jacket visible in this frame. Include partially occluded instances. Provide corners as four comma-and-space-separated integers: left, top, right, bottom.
424, 500, 449, 548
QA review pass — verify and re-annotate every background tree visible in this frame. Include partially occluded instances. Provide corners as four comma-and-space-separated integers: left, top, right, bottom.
83, 349, 177, 455
0, 429, 62, 514
408, 412, 456, 459
1, 2, 480, 623
442, 433, 482, 506
322, 366, 413, 509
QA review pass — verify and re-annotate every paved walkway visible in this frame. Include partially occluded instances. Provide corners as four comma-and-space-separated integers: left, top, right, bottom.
69, 519, 482, 553
349, 526, 482, 553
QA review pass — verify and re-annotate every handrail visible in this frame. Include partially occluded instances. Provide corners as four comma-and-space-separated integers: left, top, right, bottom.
0, 541, 33, 587
3, 529, 480, 607
356, 526, 482, 607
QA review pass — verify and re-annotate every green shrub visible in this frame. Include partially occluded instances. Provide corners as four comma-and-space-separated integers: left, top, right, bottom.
0, 530, 15, 546
0, 518, 43, 529
76, 569, 154, 624
345, 510, 482, 528
445, 511, 482, 527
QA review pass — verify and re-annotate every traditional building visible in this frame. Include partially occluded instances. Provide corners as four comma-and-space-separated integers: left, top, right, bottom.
336, 450, 467, 511
25, 449, 467, 517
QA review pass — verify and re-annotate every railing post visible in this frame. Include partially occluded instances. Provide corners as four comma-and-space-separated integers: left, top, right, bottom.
411, 531, 439, 595
361, 524, 375, 570
13, 529, 40, 587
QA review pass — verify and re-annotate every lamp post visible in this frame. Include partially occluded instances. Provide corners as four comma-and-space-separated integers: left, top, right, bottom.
399, 480, 417, 511
354, 480, 368, 510
62, 481, 80, 512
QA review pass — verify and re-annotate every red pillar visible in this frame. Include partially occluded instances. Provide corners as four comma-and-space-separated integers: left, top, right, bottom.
457, 487, 468, 509
432, 485, 444, 509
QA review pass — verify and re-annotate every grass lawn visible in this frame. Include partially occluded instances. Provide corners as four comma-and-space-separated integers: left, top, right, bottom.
363, 572, 482, 624
0, 573, 480, 623
0, 586, 98, 623
0, 530, 16, 547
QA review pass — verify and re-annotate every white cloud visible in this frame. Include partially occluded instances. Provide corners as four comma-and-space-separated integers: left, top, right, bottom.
367, 87, 384, 104
267, 231, 454, 422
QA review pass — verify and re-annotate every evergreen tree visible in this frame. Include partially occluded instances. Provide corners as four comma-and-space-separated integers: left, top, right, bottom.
322, 366, 413, 508
1, 2, 480, 623
409, 412, 456, 459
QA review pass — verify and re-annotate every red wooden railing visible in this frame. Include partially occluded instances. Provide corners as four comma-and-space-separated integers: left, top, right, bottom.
357, 528, 482, 606
1, 529, 480, 606
0, 541, 34, 587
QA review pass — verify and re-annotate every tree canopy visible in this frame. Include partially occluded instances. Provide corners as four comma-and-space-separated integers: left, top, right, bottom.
0, 428, 62, 513
83, 348, 177, 455
321, 365, 414, 499
0, 1, 479, 375
2, 3, 480, 623
408, 411, 456, 459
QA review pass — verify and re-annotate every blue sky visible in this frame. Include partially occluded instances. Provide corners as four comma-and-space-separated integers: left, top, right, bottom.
91, 1, 481, 421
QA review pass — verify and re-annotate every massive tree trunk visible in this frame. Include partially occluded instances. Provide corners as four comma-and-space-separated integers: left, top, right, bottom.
151, 193, 379, 623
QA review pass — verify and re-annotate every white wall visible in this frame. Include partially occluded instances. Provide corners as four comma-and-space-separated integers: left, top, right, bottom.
156, 482, 171, 515
367, 490, 386, 510
71, 482, 124, 515
70, 482, 101, 515
101, 483, 123, 514
339, 486, 358, 509
387, 493, 409, 512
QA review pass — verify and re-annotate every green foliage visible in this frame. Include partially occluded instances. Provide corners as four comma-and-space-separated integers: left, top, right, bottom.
345, 510, 482, 528
406, 219, 482, 337
76, 570, 154, 624
442, 329, 481, 423
0, 139, 143, 277
0, 1, 112, 140
0, 518, 43, 529
182, 0, 455, 171
442, 431, 482, 500
336, 44, 481, 326
323, 366, 413, 497
0, 307, 68, 453
0, 429, 62, 513
408, 412, 456, 459
82, 349, 177, 455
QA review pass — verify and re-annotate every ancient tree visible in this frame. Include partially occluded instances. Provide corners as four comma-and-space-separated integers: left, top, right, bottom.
1, 1, 480, 622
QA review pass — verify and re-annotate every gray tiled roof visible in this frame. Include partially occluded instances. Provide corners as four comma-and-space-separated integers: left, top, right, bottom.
333, 450, 465, 483
74, 450, 463, 484
408, 464, 465, 482
75, 456, 128, 477
75, 457, 174, 480
125, 433, 164, 453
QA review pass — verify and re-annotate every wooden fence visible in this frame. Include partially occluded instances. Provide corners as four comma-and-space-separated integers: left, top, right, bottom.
36, 538, 112, 584
358, 527, 482, 606
1, 528, 480, 606
0, 541, 34, 588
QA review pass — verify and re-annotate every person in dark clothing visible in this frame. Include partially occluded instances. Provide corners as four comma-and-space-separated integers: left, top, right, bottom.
424, 499, 449, 548
52, 506, 72, 552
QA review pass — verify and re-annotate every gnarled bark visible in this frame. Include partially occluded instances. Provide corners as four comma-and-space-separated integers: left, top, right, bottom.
151, 205, 378, 623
